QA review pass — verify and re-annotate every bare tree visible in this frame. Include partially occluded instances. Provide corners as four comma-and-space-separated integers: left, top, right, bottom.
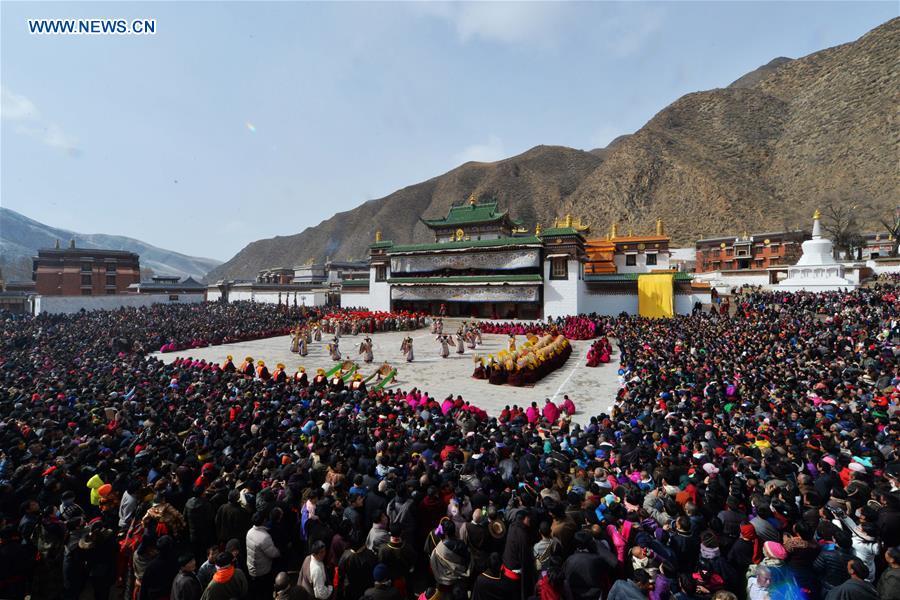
819, 194, 869, 259
140, 267, 155, 282
880, 206, 900, 257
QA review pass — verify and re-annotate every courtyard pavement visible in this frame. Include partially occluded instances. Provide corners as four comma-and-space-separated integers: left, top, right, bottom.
153, 321, 621, 422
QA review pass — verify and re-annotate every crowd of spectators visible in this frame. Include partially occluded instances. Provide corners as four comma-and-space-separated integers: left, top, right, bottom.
0, 285, 897, 600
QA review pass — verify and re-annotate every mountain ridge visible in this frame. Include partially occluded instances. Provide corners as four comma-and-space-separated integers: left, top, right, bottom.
0, 208, 222, 282
204, 17, 898, 280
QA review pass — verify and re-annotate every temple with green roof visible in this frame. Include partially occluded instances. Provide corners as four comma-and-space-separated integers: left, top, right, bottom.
420, 195, 525, 243
361, 196, 709, 318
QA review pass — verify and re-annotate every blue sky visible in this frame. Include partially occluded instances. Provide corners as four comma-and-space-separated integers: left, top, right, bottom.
1, 1, 895, 260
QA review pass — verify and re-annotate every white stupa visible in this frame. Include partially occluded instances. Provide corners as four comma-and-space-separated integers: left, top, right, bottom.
776, 209, 857, 292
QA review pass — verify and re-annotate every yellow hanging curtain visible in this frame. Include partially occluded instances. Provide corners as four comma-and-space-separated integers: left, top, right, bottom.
638, 273, 674, 318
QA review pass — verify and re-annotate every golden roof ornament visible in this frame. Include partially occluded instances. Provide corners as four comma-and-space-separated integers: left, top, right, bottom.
375, 230, 382, 242
813, 208, 821, 220
468, 193, 477, 206
564, 214, 573, 228
535, 223, 542, 236
656, 218, 664, 236
610, 222, 618, 239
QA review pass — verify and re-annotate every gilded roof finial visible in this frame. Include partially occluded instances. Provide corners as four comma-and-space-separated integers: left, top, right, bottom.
813, 208, 821, 220
535, 223, 542, 236
610, 222, 618, 239
468, 193, 477, 206
564, 214, 572, 228
656, 218, 664, 236
375, 230, 382, 242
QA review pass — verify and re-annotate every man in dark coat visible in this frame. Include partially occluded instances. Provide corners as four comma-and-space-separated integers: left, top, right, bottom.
361, 563, 403, 600
472, 553, 511, 600
824, 559, 879, 600
140, 535, 180, 600
501, 509, 535, 600
337, 534, 376, 600
563, 530, 618, 600
215, 490, 250, 550
184, 491, 215, 562
171, 554, 202, 600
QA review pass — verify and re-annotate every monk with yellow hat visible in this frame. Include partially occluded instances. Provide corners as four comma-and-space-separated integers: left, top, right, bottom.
256, 360, 270, 380
349, 371, 367, 393
294, 366, 308, 387
272, 362, 287, 383
312, 367, 327, 390
221, 354, 236, 373
238, 356, 255, 377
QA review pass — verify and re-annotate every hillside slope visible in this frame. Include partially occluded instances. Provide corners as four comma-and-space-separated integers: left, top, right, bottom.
0, 208, 221, 281
210, 17, 899, 279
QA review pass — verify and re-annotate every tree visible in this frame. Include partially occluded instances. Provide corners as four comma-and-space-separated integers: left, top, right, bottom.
140, 267, 155, 282
819, 194, 869, 259
879, 206, 900, 257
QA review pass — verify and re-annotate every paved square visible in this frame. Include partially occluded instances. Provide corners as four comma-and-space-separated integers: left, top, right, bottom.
153, 322, 621, 421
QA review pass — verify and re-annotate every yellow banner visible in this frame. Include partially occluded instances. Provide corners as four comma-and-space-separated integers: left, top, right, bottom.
638, 273, 674, 318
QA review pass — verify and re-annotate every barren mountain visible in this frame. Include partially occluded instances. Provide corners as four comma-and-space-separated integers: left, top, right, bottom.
209, 18, 898, 280
207, 146, 602, 280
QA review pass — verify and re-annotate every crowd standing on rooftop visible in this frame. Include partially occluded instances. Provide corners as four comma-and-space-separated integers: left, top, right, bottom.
0, 285, 898, 600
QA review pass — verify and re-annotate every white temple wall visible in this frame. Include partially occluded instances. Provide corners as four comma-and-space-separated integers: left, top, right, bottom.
542, 259, 581, 318
341, 290, 371, 309
579, 291, 639, 316
369, 266, 391, 312
675, 292, 712, 315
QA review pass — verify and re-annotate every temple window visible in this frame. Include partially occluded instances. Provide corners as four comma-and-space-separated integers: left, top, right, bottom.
375, 265, 387, 282
646, 253, 658, 266
550, 257, 568, 279
625, 254, 637, 267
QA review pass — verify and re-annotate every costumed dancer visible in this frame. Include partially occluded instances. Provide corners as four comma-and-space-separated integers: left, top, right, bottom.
290, 327, 301, 353
313, 324, 322, 342
508, 334, 517, 353
359, 337, 374, 363
299, 333, 308, 357
401, 337, 414, 362
474, 325, 483, 346
456, 332, 465, 355
329, 338, 342, 361
438, 335, 450, 358
466, 330, 476, 350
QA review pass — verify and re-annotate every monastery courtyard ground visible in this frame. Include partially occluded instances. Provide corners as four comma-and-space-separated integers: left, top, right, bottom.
153, 320, 621, 422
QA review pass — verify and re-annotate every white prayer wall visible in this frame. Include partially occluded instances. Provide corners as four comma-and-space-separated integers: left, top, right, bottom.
34, 293, 204, 315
